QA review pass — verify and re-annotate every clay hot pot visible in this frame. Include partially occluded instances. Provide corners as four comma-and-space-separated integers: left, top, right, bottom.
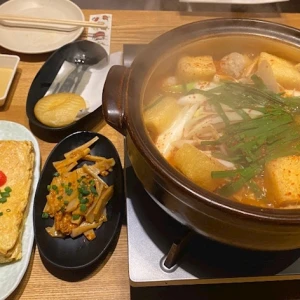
103, 18, 300, 251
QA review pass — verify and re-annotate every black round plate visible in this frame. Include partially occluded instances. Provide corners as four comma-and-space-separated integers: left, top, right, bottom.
26, 40, 108, 132
33, 131, 124, 270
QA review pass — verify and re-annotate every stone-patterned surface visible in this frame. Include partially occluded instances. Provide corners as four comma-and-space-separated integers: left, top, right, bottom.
0, 121, 40, 300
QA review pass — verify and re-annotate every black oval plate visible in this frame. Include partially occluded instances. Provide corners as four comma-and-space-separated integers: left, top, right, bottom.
26, 40, 108, 132
33, 131, 124, 270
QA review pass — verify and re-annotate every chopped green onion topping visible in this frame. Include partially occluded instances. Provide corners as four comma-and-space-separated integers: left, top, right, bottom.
72, 214, 80, 220
0, 198, 7, 203
64, 200, 69, 205
57, 195, 63, 200
80, 204, 87, 212
0, 192, 10, 198
53, 172, 60, 177
77, 176, 86, 183
90, 186, 98, 195
0, 212, 3, 216
4, 186, 12, 193
80, 198, 89, 204
52, 185, 58, 191
47, 185, 51, 191
42, 212, 49, 219
78, 187, 90, 196
65, 188, 73, 196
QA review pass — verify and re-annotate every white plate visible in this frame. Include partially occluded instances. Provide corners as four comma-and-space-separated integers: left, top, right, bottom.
0, 0, 84, 54
0, 121, 40, 300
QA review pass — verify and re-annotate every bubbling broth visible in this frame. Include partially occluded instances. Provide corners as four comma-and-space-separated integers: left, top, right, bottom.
143, 42, 300, 209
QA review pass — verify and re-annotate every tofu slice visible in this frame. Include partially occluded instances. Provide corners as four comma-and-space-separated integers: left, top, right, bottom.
176, 56, 216, 82
173, 143, 226, 191
258, 52, 300, 90
265, 155, 300, 208
144, 96, 181, 138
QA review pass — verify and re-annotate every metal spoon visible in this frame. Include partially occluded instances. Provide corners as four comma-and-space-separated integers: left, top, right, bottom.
53, 40, 108, 94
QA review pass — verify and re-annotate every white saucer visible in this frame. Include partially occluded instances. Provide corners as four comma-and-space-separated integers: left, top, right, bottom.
0, 0, 84, 54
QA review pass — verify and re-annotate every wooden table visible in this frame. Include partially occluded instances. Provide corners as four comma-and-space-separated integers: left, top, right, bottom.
2, 9, 300, 300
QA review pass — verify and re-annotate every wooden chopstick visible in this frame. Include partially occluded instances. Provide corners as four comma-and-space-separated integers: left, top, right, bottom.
0, 14, 107, 29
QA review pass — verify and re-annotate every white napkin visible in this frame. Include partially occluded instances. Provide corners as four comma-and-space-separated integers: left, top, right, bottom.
45, 51, 123, 119
179, 0, 288, 3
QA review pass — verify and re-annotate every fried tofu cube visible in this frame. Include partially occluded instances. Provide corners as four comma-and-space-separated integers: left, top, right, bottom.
176, 56, 216, 82
258, 52, 300, 90
265, 155, 300, 207
144, 96, 181, 138
173, 143, 226, 191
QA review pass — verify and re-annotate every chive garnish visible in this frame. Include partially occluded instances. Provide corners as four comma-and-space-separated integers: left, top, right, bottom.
53, 172, 60, 177
79, 198, 89, 204
57, 195, 63, 200
248, 180, 264, 199
0, 212, 3, 216
90, 186, 98, 195
42, 212, 49, 219
0, 198, 7, 203
65, 188, 73, 196
78, 187, 90, 196
194, 75, 300, 197
72, 214, 80, 220
64, 200, 69, 205
80, 204, 87, 212
0, 192, 10, 198
4, 186, 11, 193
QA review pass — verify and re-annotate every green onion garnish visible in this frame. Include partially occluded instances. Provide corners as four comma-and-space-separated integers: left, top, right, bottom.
78, 187, 90, 196
42, 212, 49, 219
0, 198, 7, 203
4, 186, 12, 193
90, 186, 98, 195
65, 188, 73, 196
79, 198, 89, 204
80, 204, 87, 212
0, 192, 10, 198
72, 214, 80, 220
52, 185, 58, 191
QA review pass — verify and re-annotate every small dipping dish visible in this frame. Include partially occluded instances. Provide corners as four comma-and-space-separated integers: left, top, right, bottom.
0, 54, 20, 106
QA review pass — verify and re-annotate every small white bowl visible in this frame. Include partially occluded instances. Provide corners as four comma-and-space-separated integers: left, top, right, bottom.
0, 54, 20, 106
